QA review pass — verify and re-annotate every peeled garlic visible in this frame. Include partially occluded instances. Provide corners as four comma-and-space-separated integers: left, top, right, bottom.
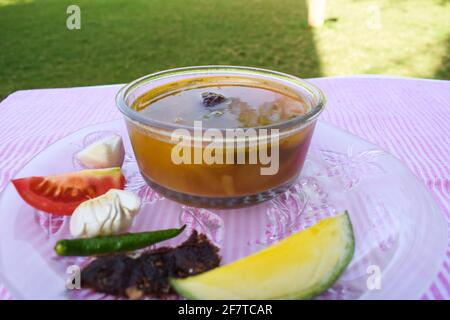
70, 189, 141, 238
76, 134, 125, 169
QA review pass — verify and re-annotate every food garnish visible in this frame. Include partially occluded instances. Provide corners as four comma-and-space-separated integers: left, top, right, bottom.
81, 231, 220, 298
55, 225, 186, 256
76, 134, 125, 169
170, 212, 354, 300
201, 92, 227, 107
70, 189, 141, 238
12, 167, 126, 215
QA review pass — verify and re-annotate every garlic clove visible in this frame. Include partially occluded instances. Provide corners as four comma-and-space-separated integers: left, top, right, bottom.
76, 135, 125, 169
69, 189, 141, 238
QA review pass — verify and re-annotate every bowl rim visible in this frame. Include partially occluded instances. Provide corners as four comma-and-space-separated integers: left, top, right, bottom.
115, 65, 326, 132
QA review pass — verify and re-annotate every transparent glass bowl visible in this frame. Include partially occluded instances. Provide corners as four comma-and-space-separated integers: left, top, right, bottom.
116, 66, 325, 208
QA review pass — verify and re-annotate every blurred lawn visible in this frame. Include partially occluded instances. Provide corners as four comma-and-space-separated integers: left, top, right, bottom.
0, 0, 449, 100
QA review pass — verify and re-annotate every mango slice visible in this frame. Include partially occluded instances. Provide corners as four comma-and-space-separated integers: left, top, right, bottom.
170, 212, 355, 300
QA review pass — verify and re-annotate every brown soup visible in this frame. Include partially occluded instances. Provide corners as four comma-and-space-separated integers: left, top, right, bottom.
125, 75, 316, 208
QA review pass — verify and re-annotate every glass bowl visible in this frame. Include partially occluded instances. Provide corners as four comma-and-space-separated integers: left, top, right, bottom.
116, 66, 325, 208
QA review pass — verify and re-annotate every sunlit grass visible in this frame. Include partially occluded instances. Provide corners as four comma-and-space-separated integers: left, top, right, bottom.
0, 0, 32, 7
314, 0, 450, 78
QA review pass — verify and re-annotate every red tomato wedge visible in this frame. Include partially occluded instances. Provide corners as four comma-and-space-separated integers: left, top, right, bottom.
12, 167, 126, 215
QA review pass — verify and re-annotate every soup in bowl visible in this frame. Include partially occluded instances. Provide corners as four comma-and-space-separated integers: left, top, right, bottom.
116, 66, 325, 208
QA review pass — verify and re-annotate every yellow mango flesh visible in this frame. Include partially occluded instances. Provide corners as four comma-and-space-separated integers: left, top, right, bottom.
171, 212, 354, 300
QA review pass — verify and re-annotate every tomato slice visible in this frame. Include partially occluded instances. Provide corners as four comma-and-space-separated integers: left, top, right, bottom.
12, 167, 126, 215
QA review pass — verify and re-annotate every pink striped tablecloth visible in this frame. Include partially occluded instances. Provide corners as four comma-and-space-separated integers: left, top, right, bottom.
0, 76, 448, 300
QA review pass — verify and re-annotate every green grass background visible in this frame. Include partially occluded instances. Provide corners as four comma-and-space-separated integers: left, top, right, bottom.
0, 0, 449, 100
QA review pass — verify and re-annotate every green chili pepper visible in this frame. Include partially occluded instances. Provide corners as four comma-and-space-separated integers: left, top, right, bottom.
54, 225, 186, 256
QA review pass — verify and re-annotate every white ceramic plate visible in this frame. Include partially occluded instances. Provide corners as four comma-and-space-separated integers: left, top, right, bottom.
0, 120, 447, 299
